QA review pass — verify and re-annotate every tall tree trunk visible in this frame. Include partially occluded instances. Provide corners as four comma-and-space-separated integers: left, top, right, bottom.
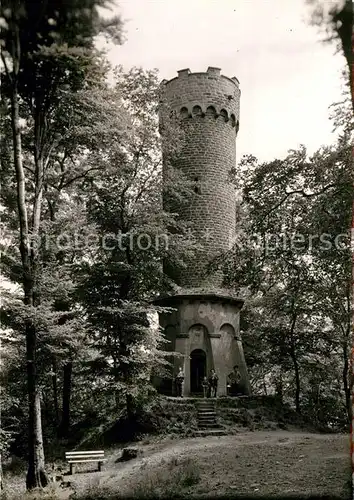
25, 324, 48, 489
51, 359, 60, 429
351, 198, 354, 435
8, 29, 48, 488
275, 372, 283, 403
59, 363, 72, 437
0, 453, 3, 490
342, 337, 352, 424
288, 310, 301, 413
113, 355, 120, 410
289, 348, 301, 413
126, 393, 136, 423
332, 0, 354, 113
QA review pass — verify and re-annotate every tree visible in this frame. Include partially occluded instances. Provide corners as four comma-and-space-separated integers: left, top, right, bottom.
307, 0, 354, 111
0, 0, 122, 489
1, 80, 131, 438
306, 0, 354, 425
222, 102, 352, 424
77, 67, 197, 425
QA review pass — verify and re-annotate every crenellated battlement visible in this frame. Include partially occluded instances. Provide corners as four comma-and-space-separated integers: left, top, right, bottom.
160, 67, 240, 132
161, 66, 240, 87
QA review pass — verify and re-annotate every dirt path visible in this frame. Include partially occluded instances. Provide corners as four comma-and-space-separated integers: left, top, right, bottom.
69, 431, 350, 499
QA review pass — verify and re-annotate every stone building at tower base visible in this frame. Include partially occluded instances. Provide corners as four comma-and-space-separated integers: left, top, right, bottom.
153, 292, 251, 397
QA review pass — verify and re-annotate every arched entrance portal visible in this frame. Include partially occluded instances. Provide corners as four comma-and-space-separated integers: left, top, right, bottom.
190, 349, 206, 394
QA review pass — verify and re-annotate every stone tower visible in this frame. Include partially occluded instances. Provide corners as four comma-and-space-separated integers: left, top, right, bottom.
154, 67, 251, 397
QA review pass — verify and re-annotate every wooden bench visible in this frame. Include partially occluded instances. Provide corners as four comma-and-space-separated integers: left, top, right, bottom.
65, 450, 106, 475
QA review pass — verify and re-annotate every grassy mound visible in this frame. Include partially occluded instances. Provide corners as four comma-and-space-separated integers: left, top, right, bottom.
215, 396, 318, 432
146, 395, 322, 436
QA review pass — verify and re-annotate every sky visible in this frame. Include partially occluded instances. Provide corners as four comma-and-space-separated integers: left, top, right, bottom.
102, 0, 346, 162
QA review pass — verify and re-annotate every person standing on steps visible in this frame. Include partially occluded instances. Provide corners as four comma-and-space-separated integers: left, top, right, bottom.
175, 367, 184, 397
208, 369, 218, 398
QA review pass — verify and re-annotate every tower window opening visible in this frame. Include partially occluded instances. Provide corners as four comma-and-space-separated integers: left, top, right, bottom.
180, 107, 189, 119
206, 106, 217, 118
192, 105, 203, 116
194, 177, 201, 194
220, 109, 229, 122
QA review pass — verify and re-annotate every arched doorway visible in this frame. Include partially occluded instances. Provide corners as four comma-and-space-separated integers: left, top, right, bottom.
190, 349, 206, 394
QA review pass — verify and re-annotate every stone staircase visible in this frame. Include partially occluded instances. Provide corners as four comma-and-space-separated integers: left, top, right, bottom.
195, 399, 227, 436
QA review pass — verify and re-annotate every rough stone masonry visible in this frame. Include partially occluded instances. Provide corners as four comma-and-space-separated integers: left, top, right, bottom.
154, 67, 251, 397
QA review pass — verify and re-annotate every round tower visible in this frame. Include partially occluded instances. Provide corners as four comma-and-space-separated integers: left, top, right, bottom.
160, 66, 240, 288
154, 67, 250, 398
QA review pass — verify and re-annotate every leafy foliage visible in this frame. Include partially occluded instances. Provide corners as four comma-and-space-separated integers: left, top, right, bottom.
75, 67, 198, 417
222, 97, 352, 427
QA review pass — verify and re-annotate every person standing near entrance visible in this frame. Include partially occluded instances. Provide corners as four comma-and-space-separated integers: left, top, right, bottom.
228, 365, 242, 396
202, 376, 209, 398
175, 367, 184, 397
208, 369, 218, 398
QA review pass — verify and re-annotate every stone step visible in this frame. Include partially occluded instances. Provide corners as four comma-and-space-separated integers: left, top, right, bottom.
198, 416, 217, 421
195, 429, 228, 436
197, 410, 216, 415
